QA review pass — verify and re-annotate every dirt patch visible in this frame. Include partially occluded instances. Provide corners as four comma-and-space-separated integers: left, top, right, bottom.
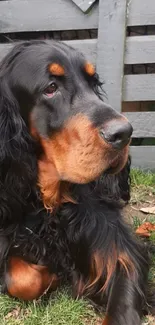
123, 186, 155, 325
124, 192, 155, 225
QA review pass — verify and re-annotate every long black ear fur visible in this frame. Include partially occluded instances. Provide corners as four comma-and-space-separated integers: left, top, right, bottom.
0, 70, 37, 232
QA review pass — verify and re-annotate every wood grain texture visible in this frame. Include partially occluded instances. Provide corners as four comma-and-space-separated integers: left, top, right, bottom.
0, 40, 97, 63
0, 43, 14, 61
123, 75, 155, 101
63, 39, 97, 63
130, 146, 155, 170
0, 0, 98, 33
124, 112, 155, 137
0, 0, 154, 171
71, 0, 96, 12
125, 35, 155, 64
96, 0, 128, 112
127, 0, 155, 26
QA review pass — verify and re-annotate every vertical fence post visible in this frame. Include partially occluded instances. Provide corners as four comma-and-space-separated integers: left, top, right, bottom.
96, 0, 128, 112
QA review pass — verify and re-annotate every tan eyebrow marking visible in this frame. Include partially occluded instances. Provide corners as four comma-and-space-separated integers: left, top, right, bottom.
84, 62, 95, 76
49, 63, 65, 76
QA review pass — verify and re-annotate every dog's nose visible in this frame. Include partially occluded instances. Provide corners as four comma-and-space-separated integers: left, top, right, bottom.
99, 119, 133, 149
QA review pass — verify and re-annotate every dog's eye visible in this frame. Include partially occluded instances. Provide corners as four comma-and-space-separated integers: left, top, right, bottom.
44, 83, 57, 97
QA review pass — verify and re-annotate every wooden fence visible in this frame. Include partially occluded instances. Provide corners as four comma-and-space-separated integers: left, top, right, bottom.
0, 0, 155, 169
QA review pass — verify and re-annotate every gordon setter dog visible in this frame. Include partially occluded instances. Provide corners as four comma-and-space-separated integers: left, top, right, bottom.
0, 40, 152, 324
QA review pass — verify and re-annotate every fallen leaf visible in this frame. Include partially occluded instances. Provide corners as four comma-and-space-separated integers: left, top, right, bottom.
5, 307, 21, 319
136, 222, 155, 238
95, 318, 103, 325
142, 315, 155, 325
140, 207, 155, 214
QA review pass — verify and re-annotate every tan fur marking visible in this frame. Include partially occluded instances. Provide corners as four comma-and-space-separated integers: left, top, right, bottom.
30, 114, 129, 211
102, 316, 110, 325
118, 252, 135, 278
84, 249, 117, 293
84, 62, 95, 76
49, 63, 65, 76
83, 248, 136, 295
6, 257, 59, 300
38, 159, 75, 212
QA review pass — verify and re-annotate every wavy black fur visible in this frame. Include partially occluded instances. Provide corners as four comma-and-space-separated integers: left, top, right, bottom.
0, 40, 154, 325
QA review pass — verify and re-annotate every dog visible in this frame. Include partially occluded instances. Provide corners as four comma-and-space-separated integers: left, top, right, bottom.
0, 40, 151, 324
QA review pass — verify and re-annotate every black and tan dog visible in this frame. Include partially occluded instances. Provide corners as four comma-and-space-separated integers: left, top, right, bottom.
0, 40, 153, 324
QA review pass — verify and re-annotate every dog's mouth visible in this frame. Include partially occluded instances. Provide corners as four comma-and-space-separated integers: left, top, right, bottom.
106, 157, 120, 172
37, 114, 130, 187
106, 157, 121, 174
105, 147, 129, 175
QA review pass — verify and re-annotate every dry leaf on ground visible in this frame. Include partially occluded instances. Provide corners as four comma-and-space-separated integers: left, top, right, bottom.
140, 207, 155, 214
5, 307, 21, 319
136, 222, 155, 237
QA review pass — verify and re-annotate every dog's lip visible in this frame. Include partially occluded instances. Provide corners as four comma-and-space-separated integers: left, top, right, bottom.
109, 155, 120, 168
109, 152, 123, 167
105, 154, 122, 174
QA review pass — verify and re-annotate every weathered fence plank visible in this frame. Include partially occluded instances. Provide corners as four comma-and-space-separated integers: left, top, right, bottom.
124, 112, 155, 137
5, 27, 155, 75
64, 39, 97, 63
72, 0, 96, 12
123, 75, 155, 101
0, 44, 14, 61
0, 40, 97, 63
130, 146, 155, 170
97, 0, 127, 112
125, 36, 155, 64
127, 0, 155, 26
0, 0, 98, 33
0, 0, 155, 169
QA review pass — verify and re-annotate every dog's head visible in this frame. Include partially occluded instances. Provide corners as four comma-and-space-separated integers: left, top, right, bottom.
0, 40, 132, 207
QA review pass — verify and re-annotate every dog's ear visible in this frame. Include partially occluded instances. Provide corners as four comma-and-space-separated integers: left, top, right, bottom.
0, 77, 31, 160
0, 72, 37, 226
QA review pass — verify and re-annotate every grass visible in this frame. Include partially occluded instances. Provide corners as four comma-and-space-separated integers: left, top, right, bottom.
130, 169, 155, 203
0, 290, 98, 325
131, 169, 155, 295
0, 168, 154, 324
131, 169, 155, 188
133, 215, 155, 230
148, 254, 155, 283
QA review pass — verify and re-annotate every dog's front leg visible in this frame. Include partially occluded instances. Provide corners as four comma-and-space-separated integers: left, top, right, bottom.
102, 270, 146, 325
